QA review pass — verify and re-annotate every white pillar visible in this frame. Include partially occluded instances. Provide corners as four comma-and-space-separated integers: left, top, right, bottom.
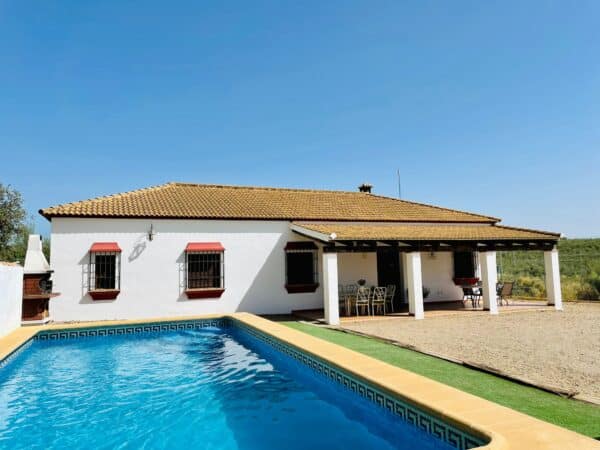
406, 252, 424, 319
475, 252, 482, 280
544, 248, 563, 310
479, 251, 498, 314
322, 252, 340, 325
401, 252, 409, 303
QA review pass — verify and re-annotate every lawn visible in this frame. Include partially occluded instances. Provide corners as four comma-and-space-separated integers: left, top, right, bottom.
280, 320, 600, 439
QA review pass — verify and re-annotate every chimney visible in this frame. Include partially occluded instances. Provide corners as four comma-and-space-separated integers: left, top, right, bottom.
24, 235, 50, 274
22, 235, 57, 325
358, 183, 373, 193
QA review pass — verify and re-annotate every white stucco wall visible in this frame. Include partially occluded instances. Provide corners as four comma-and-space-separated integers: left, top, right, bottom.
50, 218, 323, 322
337, 253, 378, 287
421, 252, 463, 301
0, 264, 23, 337
338, 251, 460, 302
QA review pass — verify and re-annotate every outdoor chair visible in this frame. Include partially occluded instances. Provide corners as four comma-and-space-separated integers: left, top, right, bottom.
344, 284, 358, 315
355, 286, 371, 316
497, 282, 514, 306
385, 284, 396, 313
462, 286, 482, 308
338, 285, 347, 316
462, 287, 474, 305
371, 287, 387, 315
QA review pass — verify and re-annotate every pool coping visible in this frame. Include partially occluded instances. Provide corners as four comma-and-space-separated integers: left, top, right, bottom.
1, 314, 598, 450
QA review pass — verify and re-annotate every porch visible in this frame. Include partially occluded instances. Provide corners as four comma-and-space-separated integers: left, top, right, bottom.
291, 221, 562, 325
292, 299, 554, 323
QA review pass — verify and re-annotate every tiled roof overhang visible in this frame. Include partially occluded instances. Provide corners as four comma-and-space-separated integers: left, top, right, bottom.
291, 222, 560, 244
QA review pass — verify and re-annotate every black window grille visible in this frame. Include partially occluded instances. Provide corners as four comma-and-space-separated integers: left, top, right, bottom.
89, 252, 120, 290
453, 251, 476, 278
186, 251, 224, 289
285, 243, 318, 286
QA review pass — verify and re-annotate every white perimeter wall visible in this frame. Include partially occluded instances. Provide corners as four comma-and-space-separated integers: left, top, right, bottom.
50, 218, 323, 322
0, 265, 23, 337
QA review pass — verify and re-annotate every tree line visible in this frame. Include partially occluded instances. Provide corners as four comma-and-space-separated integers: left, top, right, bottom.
0, 183, 49, 264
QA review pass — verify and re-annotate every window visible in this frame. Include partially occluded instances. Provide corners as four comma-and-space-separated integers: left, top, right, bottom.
185, 243, 225, 299
94, 254, 117, 289
88, 243, 121, 300
453, 251, 477, 284
285, 242, 319, 293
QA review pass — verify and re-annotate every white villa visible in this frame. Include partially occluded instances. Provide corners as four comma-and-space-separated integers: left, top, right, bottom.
40, 182, 562, 325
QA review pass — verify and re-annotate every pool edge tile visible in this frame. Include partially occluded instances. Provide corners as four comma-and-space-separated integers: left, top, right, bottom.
1, 313, 599, 450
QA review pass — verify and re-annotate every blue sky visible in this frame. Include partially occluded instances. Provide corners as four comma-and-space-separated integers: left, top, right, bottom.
1, 1, 599, 237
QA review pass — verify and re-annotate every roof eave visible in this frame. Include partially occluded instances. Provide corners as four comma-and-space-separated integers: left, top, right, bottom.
290, 223, 334, 242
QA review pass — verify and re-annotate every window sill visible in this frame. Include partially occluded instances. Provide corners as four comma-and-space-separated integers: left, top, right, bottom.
285, 283, 319, 294
89, 290, 120, 300
185, 288, 225, 299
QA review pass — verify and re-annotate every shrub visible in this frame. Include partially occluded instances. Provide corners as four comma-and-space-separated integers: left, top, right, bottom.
585, 269, 600, 297
576, 284, 600, 300
560, 277, 582, 301
513, 276, 546, 298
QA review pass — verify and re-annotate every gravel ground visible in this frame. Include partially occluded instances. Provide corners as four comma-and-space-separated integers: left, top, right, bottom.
341, 302, 600, 403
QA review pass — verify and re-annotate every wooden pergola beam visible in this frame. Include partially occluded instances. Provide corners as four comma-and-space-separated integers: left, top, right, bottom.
321, 239, 557, 253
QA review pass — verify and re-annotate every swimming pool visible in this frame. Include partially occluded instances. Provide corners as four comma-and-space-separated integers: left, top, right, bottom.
0, 319, 486, 449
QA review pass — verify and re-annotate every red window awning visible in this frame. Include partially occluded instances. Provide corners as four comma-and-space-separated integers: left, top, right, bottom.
185, 242, 225, 252
90, 242, 122, 252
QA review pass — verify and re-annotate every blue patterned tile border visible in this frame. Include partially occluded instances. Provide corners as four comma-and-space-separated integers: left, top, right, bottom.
233, 319, 488, 450
0, 339, 34, 370
34, 318, 230, 341
9, 316, 486, 450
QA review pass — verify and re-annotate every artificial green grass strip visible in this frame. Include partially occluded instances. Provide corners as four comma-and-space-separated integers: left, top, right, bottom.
281, 321, 600, 439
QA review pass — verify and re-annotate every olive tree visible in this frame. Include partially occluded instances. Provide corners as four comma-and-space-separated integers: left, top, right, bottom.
0, 183, 28, 262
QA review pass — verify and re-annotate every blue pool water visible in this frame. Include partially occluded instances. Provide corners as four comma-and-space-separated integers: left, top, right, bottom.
0, 326, 457, 449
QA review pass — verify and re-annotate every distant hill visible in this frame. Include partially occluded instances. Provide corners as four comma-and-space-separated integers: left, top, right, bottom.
497, 238, 600, 300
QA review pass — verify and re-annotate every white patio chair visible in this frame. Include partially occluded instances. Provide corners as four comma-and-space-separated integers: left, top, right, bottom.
371, 287, 387, 315
385, 284, 396, 313
355, 286, 371, 316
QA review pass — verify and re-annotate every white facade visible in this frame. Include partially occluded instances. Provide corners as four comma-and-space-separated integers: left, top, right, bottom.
338, 253, 378, 287
338, 251, 462, 303
0, 264, 23, 337
50, 218, 488, 322
50, 218, 323, 322
421, 252, 464, 302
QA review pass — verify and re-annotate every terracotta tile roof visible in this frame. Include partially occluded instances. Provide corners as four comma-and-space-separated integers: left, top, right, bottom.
40, 182, 498, 223
292, 222, 560, 242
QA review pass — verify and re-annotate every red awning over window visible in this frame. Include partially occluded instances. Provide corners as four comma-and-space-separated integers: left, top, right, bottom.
185, 242, 225, 252
90, 242, 122, 252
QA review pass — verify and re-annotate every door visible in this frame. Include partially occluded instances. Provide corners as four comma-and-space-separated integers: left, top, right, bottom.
376, 247, 404, 309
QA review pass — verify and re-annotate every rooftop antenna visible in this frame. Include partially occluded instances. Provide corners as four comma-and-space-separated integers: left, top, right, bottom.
396, 169, 402, 199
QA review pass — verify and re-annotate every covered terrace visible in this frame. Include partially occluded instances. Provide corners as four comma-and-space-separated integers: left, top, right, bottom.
291, 222, 562, 325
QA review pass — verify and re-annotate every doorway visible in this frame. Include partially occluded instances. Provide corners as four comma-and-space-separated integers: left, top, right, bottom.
376, 247, 404, 309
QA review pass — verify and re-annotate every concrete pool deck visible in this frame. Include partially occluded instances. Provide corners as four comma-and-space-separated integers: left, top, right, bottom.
0, 314, 598, 450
